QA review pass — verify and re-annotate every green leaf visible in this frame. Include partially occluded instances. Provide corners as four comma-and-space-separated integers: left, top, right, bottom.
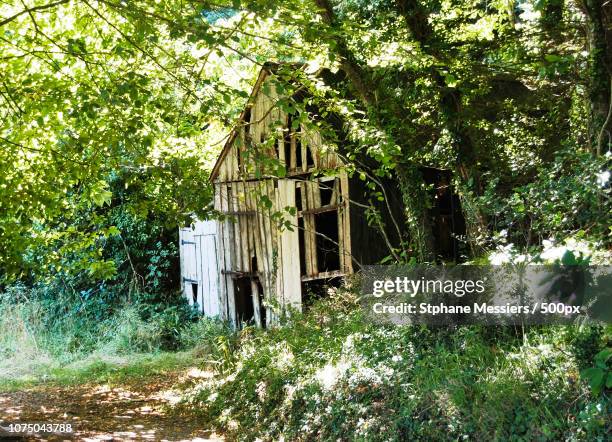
90, 181, 113, 207
260, 195, 273, 209
561, 250, 577, 266
594, 348, 612, 365
544, 54, 562, 63
107, 226, 121, 236
581, 367, 605, 392
88, 260, 117, 280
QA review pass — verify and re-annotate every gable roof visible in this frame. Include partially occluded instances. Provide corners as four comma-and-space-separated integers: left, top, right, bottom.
210, 62, 311, 182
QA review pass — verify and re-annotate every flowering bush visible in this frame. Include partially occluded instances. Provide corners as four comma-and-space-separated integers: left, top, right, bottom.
182, 293, 610, 441
488, 235, 611, 265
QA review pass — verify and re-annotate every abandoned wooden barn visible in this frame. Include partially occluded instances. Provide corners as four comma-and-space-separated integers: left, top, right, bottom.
179, 64, 464, 328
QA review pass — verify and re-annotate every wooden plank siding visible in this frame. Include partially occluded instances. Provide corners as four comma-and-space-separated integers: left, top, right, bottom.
278, 179, 301, 311
209, 67, 354, 325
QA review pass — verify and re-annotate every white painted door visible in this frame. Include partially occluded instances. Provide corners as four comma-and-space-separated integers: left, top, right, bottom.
180, 220, 221, 317
180, 227, 201, 309
196, 220, 221, 317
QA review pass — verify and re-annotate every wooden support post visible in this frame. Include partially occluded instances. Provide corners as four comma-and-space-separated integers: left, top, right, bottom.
251, 279, 262, 328
278, 179, 302, 312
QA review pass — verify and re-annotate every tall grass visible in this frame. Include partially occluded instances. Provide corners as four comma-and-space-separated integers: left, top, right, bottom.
0, 295, 53, 380
0, 285, 230, 390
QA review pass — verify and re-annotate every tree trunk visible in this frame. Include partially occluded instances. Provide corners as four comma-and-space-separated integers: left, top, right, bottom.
396, 165, 436, 262
313, 0, 437, 262
582, 0, 612, 155
438, 84, 489, 256
395, 0, 488, 257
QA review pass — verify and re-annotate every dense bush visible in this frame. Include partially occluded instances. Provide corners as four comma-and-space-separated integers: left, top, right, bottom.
185, 291, 611, 441
479, 149, 611, 249
0, 292, 201, 362
0, 168, 202, 357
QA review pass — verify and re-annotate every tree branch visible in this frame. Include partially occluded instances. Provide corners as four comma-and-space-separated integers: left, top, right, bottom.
0, 0, 69, 27
312, 0, 377, 108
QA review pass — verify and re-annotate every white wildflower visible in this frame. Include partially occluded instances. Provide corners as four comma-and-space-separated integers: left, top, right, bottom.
256, 381, 267, 401
596, 170, 610, 187
316, 361, 348, 390
489, 244, 515, 265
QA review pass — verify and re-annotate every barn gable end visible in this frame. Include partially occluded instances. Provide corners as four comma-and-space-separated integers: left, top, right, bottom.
210, 66, 344, 183
180, 64, 465, 328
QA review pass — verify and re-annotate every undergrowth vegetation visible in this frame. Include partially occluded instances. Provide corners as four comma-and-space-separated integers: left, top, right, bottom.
0, 193, 228, 389
0, 283, 230, 390
183, 289, 611, 441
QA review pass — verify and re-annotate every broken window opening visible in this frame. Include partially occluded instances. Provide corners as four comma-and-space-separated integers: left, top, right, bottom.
284, 115, 292, 168
314, 211, 341, 272
295, 184, 303, 211
237, 144, 243, 170
244, 108, 252, 132
295, 124, 303, 170
319, 181, 336, 207
305, 144, 314, 168
241, 108, 252, 171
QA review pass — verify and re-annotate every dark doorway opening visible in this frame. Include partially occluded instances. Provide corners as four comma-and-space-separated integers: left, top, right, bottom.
233, 275, 266, 328
253, 278, 266, 327
420, 168, 467, 261
314, 211, 340, 272
234, 277, 254, 325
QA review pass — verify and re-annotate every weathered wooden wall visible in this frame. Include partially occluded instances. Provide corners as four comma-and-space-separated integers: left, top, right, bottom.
215, 179, 280, 326
208, 68, 355, 327
212, 69, 343, 183
213, 175, 352, 326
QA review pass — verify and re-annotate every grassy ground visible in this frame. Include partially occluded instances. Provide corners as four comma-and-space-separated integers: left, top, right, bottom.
1, 285, 609, 441
0, 350, 200, 392
0, 292, 228, 439
0, 293, 230, 392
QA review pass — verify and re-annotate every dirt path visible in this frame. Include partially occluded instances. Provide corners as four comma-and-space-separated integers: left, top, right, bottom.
0, 369, 222, 441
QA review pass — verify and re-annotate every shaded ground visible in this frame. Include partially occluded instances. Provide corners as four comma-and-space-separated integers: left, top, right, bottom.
0, 368, 221, 441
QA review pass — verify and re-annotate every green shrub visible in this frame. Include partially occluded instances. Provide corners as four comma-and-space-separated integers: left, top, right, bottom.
180, 316, 233, 358
100, 306, 164, 354
0, 280, 212, 381
185, 295, 611, 441
479, 149, 611, 248
580, 348, 612, 396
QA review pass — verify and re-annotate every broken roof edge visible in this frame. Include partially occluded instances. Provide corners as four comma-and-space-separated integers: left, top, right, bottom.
209, 62, 310, 182
208, 62, 451, 183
